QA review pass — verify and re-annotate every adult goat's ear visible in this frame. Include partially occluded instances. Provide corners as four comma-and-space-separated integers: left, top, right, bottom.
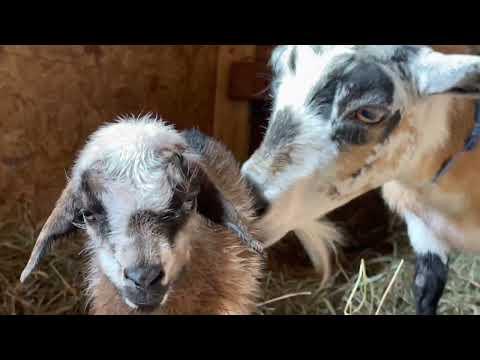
20, 181, 79, 283
411, 47, 480, 97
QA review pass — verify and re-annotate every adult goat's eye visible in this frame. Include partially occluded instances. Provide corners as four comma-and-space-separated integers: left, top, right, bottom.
355, 107, 385, 124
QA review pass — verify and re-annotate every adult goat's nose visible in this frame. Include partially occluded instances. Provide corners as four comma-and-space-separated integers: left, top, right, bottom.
124, 265, 164, 288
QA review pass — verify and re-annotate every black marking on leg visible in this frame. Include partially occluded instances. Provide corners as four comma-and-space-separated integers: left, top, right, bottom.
414, 253, 448, 315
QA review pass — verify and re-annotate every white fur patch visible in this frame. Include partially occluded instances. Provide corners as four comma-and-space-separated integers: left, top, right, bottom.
404, 211, 449, 264
97, 248, 125, 289
73, 114, 185, 185
273, 46, 354, 113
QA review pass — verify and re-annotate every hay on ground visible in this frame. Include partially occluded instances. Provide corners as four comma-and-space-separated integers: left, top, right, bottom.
1, 209, 479, 315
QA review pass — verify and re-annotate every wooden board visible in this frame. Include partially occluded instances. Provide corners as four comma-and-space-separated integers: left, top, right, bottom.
229, 62, 270, 101
213, 45, 256, 163
256, 45, 275, 62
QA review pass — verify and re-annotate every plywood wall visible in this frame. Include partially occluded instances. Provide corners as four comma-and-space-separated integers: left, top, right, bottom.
213, 46, 256, 163
0, 45, 220, 222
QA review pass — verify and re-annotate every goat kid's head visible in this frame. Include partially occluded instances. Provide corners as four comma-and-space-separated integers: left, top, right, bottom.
243, 45, 480, 211
21, 116, 247, 311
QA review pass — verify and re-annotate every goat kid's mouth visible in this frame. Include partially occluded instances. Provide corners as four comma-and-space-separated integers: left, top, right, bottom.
122, 285, 171, 311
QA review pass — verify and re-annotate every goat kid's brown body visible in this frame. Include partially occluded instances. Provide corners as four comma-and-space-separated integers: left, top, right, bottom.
90, 133, 263, 315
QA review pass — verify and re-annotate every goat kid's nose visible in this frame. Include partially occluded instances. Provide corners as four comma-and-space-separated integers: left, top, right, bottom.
124, 265, 164, 288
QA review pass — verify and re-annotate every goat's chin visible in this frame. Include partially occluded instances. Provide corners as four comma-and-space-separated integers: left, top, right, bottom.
124, 298, 140, 310
121, 288, 170, 312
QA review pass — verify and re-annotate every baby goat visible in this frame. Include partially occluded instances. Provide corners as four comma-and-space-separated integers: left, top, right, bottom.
243, 45, 480, 315
21, 116, 264, 315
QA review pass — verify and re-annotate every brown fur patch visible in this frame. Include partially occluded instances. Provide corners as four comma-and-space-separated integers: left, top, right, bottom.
383, 98, 480, 252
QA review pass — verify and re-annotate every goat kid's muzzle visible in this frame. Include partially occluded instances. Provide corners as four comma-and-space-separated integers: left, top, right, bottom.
122, 264, 170, 310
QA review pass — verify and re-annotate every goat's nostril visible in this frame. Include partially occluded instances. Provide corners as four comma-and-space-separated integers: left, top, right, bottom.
124, 267, 142, 287
150, 269, 164, 286
124, 265, 164, 288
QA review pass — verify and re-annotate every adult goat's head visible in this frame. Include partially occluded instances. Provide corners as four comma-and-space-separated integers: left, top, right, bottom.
243, 45, 480, 213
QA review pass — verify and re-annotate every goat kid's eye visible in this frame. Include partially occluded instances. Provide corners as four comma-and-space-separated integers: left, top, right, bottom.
81, 209, 97, 223
354, 107, 385, 125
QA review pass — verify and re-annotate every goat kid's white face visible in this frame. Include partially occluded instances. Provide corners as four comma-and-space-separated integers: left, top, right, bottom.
77, 161, 193, 310
243, 45, 480, 218
21, 119, 235, 311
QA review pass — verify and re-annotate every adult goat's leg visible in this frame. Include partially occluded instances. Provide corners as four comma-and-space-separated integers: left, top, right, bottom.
404, 211, 449, 315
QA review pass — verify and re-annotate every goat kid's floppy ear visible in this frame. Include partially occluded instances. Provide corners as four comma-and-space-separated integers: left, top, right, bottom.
20, 181, 78, 283
194, 163, 265, 255
412, 48, 480, 97
167, 149, 264, 255
166, 149, 239, 225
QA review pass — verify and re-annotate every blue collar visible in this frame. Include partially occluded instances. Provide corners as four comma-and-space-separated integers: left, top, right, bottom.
432, 101, 480, 183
